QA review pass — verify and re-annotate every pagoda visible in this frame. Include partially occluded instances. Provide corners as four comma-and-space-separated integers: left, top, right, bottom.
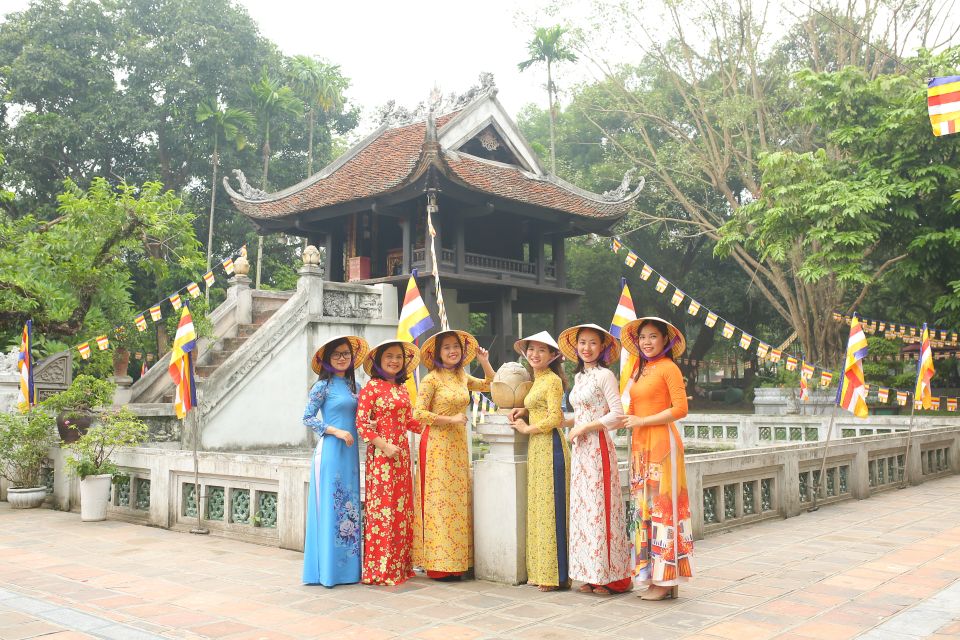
225, 75, 642, 363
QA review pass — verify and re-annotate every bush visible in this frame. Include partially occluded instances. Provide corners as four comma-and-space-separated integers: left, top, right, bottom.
41, 374, 115, 418
65, 408, 148, 479
0, 409, 57, 488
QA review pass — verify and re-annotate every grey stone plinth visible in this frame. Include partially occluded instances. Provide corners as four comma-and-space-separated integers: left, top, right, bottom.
110, 375, 133, 406
473, 413, 528, 585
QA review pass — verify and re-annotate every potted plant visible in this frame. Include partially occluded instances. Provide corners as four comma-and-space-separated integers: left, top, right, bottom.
65, 407, 148, 521
0, 408, 57, 508
41, 374, 116, 444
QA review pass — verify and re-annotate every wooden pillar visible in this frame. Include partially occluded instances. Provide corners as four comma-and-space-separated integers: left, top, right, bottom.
401, 217, 411, 275
553, 235, 566, 287
553, 298, 569, 338
455, 215, 465, 274
330, 230, 345, 282
535, 231, 545, 285
492, 288, 514, 366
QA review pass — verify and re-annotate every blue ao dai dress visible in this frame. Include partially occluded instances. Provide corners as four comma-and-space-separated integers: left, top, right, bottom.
301, 375, 362, 586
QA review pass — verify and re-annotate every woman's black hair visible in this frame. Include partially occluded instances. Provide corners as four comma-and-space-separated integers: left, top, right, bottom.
632, 319, 673, 382
523, 341, 570, 392
433, 331, 465, 370
317, 337, 358, 394
371, 343, 409, 384
573, 327, 612, 375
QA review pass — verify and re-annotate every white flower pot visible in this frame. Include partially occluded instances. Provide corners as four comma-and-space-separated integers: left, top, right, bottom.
79, 474, 113, 522
7, 487, 47, 509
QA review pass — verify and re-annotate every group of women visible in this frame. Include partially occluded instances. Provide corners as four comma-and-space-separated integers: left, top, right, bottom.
301, 316, 694, 600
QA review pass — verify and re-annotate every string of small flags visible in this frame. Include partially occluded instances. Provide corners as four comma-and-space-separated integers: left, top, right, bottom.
73, 247, 245, 360
831, 312, 960, 349
610, 239, 956, 411
471, 392, 497, 426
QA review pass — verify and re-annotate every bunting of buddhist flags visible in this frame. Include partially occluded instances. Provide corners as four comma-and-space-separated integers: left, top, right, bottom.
897, 390, 908, 406
722, 322, 735, 339
914, 324, 936, 410
222, 257, 235, 275
705, 311, 718, 328
168, 305, 198, 419
800, 375, 809, 401
640, 264, 653, 280
655, 276, 668, 293
739, 334, 752, 350
878, 387, 890, 403
928, 75, 960, 137
95, 335, 109, 350
800, 361, 815, 380
203, 271, 215, 288
17, 321, 34, 412
169, 293, 183, 311
150, 305, 162, 322
837, 316, 869, 417
687, 299, 701, 316
831, 311, 960, 346
78, 342, 91, 359
756, 342, 770, 359
610, 278, 639, 411
186, 282, 201, 299
949, 398, 958, 412
786, 356, 798, 371
625, 251, 638, 267
135, 314, 147, 332
670, 289, 684, 306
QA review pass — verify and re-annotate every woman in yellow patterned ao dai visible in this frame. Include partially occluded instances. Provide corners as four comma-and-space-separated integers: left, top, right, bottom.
508, 331, 570, 592
413, 330, 495, 580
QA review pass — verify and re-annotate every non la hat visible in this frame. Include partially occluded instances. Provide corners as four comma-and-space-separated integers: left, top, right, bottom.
420, 330, 479, 370
621, 316, 686, 360
513, 331, 560, 357
311, 335, 369, 374
362, 339, 421, 377
557, 323, 621, 364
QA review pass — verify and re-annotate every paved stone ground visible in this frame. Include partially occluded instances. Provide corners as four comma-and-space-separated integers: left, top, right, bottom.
1, 476, 960, 640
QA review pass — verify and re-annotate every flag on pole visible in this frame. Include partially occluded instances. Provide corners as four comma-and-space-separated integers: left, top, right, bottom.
16, 321, 34, 412
135, 314, 147, 332
397, 271, 434, 342
168, 306, 198, 419
799, 375, 809, 401
928, 75, 960, 136
914, 323, 936, 410
836, 316, 869, 417
610, 278, 638, 411
624, 251, 638, 267
140, 361, 148, 378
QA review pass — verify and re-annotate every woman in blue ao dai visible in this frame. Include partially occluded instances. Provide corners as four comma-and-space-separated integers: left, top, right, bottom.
301, 335, 369, 586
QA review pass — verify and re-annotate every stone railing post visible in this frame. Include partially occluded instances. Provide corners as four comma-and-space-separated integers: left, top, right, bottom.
297, 264, 324, 316
227, 274, 253, 325
473, 413, 528, 585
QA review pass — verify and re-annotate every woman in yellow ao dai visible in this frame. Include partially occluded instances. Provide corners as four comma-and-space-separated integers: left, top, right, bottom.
413, 330, 495, 580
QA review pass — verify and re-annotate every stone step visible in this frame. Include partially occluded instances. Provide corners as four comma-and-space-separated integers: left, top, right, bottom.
221, 337, 246, 351
208, 350, 235, 367
251, 309, 277, 325
196, 365, 218, 378
237, 323, 263, 338
252, 296, 289, 314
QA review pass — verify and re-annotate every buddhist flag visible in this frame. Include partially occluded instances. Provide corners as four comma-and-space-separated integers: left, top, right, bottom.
222, 257, 235, 275
739, 334, 752, 350
625, 251, 638, 267
640, 264, 653, 280
186, 282, 201, 299
800, 375, 809, 401
16, 321, 34, 412
96, 335, 109, 350
769, 349, 782, 363
756, 342, 770, 359
397, 271, 434, 342
832, 312, 842, 321
655, 276, 668, 293
670, 289, 684, 306
948, 398, 958, 412
786, 356, 798, 371
705, 311, 718, 328
820, 370, 834, 387
169, 293, 183, 311
610, 278, 639, 411
135, 314, 147, 332
928, 75, 960, 136
140, 361, 148, 378
78, 343, 91, 360
687, 299, 701, 316
878, 387, 889, 403
800, 361, 815, 380
836, 316, 869, 417
203, 271, 215, 288
611, 238, 622, 252
914, 323, 936, 410
150, 305, 162, 322
168, 306, 198, 419
896, 390, 908, 406
722, 322, 735, 339
932, 396, 942, 411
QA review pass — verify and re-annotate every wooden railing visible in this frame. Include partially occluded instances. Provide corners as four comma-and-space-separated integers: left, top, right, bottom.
410, 248, 556, 281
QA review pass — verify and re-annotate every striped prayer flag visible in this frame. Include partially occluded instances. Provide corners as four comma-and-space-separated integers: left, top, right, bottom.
203, 271, 215, 288
896, 390, 908, 406
878, 387, 889, 403
915, 324, 936, 410
786, 356, 798, 371
78, 343, 91, 360
769, 349, 782, 363
396, 272, 434, 342
222, 258, 235, 275
722, 322, 735, 339
186, 282, 201, 298
928, 75, 960, 136
948, 398, 957, 412
655, 276, 668, 293
687, 299, 701, 316
800, 375, 809, 401
640, 264, 653, 280
624, 251, 638, 267
820, 370, 834, 387
931, 396, 942, 411
756, 342, 770, 359
832, 312, 842, 321
705, 312, 718, 328
610, 279, 638, 411
611, 238, 623, 252
16, 321, 34, 412
150, 305, 162, 321
135, 314, 147, 332
95, 335, 109, 350
739, 334, 752, 350
800, 361, 815, 379
670, 289, 684, 306
168, 306, 198, 419
836, 316, 869, 417
169, 293, 182, 310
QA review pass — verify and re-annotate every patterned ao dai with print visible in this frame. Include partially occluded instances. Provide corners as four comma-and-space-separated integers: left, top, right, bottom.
412, 368, 492, 575
301, 376, 361, 586
627, 355, 695, 586
568, 366, 632, 590
356, 378, 423, 585
523, 368, 571, 588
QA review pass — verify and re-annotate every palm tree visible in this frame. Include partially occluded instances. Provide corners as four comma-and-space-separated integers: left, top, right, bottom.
196, 99, 254, 297
250, 71, 302, 288
286, 55, 347, 177
518, 26, 578, 174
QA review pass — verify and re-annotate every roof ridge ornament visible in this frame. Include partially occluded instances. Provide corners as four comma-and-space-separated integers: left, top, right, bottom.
230, 169, 268, 201
376, 73, 498, 127
602, 168, 645, 202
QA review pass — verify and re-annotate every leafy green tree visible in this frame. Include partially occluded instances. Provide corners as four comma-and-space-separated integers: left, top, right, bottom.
285, 56, 349, 177
518, 25, 577, 174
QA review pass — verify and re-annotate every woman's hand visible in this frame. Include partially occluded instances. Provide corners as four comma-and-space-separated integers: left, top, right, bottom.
334, 428, 354, 447
567, 424, 587, 443
446, 413, 467, 427
507, 408, 527, 422
477, 347, 490, 365
510, 418, 532, 434
617, 415, 645, 429
378, 442, 400, 459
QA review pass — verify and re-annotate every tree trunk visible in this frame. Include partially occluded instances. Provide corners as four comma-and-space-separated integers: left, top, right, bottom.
257, 125, 270, 290
205, 135, 219, 302
547, 61, 556, 174
307, 107, 315, 177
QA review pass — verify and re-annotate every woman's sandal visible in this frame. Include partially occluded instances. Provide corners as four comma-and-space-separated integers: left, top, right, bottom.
591, 586, 611, 595
639, 585, 679, 600
538, 585, 559, 592
578, 584, 594, 593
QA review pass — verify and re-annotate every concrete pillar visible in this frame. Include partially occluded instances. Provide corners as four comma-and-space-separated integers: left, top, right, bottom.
0, 367, 20, 414
851, 446, 870, 499
227, 274, 253, 325
297, 265, 325, 317
111, 375, 134, 406
781, 454, 801, 518
473, 413, 528, 585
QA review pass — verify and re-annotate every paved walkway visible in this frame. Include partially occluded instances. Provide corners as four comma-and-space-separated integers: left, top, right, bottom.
1, 476, 960, 640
